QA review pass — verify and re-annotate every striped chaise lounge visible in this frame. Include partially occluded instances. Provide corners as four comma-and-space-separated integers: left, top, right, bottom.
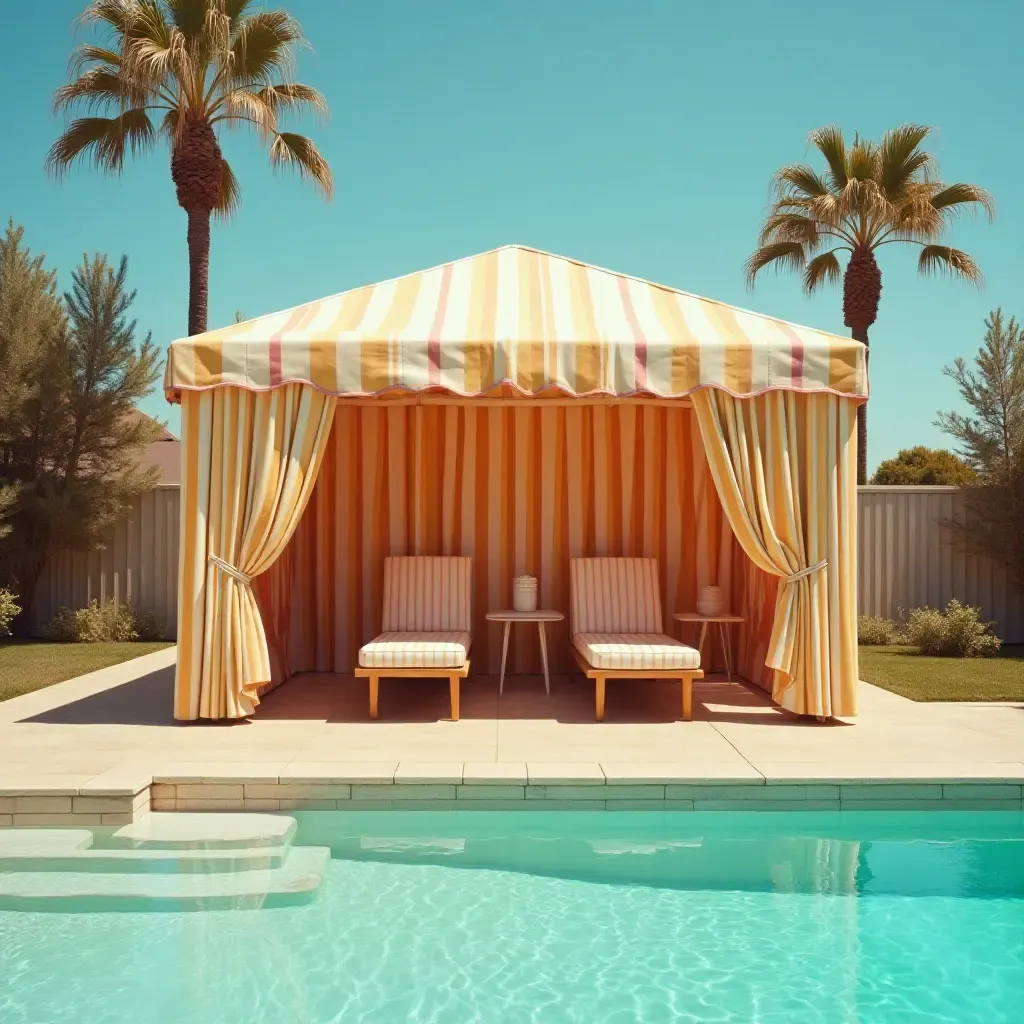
570, 557, 702, 722
355, 556, 472, 721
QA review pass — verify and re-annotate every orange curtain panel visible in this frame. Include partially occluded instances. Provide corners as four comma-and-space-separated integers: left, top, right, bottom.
691, 389, 859, 716
175, 384, 335, 720
258, 400, 774, 683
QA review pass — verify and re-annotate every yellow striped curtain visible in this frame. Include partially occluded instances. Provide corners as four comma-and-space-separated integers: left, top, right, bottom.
260, 401, 776, 683
691, 389, 859, 716
176, 384, 335, 719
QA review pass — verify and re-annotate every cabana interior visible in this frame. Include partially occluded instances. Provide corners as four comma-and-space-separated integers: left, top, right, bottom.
165, 246, 867, 723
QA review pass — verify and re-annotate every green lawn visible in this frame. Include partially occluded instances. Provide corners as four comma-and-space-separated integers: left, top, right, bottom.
0, 640, 173, 702
859, 644, 1024, 702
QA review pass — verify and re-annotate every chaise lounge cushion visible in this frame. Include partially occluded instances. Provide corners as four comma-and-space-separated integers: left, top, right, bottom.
573, 632, 701, 671
382, 556, 472, 632
570, 557, 664, 634
358, 631, 471, 669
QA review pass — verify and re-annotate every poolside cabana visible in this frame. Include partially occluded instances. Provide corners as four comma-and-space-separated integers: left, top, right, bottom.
165, 245, 866, 722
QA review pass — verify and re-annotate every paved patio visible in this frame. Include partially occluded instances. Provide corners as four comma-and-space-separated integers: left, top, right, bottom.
2, 646, 1023, 789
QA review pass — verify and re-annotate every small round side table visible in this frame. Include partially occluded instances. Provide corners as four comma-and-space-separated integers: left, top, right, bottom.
674, 612, 746, 683
485, 610, 565, 694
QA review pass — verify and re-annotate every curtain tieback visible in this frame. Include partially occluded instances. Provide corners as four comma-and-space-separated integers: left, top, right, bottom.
209, 554, 253, 587
784, 559, 827, 583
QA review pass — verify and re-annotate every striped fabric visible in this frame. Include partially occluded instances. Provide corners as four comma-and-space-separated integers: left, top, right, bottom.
692, 389, 858, 717
381, 556, 472, 631
573, 633, 701, 671
175, 384, 335, 720
259, 402, 774, 685
165, 246, 868, 403
358, 631, 470, 669
570, 557, 663, 634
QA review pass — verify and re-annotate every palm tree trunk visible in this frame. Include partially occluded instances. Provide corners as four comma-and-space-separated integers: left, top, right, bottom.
843, 247, 881, 486
186, 208, 210, 336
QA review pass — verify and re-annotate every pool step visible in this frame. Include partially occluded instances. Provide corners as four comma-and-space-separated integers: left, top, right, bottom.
111, 812, 297, 850
0, 844, 330, 910
0, 829, 94, 856
0, 845, 290, 874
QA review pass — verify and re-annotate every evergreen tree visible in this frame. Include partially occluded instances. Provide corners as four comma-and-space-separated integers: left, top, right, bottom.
0, 222, 64, 541
0, 234, 162, 633
937, 309, 1024, 590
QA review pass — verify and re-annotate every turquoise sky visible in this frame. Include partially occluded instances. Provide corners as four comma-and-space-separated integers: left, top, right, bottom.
4, 0, 1022, 470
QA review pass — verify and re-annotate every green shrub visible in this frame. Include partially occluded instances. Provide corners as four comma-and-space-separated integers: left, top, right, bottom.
129, 605, 166, 642
858, 615, 900, 646
44, 599, 163, 643
0, 588, 21, 637
906, 600, 1001, 658
106, 602, 139, 643
45, 606, 79, 641
73, 600, 120, 642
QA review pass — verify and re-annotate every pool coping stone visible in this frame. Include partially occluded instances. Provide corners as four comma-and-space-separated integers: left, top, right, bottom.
2, 762, 1023, 824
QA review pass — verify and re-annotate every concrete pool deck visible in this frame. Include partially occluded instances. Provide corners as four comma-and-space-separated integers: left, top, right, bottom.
1, 645, 1023, 824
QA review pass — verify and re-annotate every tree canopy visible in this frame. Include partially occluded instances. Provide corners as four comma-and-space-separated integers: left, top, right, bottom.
938, 309, 1024, 590
0, 222, 162, 632
871, 446, 978, 486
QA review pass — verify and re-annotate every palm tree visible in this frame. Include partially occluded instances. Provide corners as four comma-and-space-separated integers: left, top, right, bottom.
48, 0, 333, 336
745, 124, 992, 484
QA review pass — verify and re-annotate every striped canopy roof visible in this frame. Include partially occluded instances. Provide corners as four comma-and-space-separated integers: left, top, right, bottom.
164, 245, 867, 403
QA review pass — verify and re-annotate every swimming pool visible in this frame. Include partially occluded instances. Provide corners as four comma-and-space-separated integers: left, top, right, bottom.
2, 811, 1023, 1023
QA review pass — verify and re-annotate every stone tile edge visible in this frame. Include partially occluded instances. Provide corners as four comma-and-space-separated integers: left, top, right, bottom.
3, 771, 1022, 821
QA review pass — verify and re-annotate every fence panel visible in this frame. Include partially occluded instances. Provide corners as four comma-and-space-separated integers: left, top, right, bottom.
858, 485, 1023, 643
33, 486, 180, 638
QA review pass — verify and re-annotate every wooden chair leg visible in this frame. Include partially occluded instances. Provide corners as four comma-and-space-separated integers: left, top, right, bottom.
449, 675, 460, 721
369, 675, 379, 720
595, 677, 606, 721
681, 674, 693, 722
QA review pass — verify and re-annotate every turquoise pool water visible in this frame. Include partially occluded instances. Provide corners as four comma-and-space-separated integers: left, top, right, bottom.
2, 811, 1023, 1023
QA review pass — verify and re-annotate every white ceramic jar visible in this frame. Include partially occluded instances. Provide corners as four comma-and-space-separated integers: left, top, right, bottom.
513, 575, 538, 612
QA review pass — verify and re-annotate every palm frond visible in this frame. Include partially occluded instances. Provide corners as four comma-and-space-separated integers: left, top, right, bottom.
804, 190, 858, 231
744, 241, 806, 287
201, 1, 232, 58
165, 0, 208, 38
46, 109, 155, 176
877, 123, 935, 197
929, 182, 995, 220
158, 106, 180, 140
213, 158, 241, 219
890, 192, 943, 241
118, 3, 195, 96
771, 163, 830, 201
54, 67, 134, 112
226, 10, 302, 84
80, 0, 134, 35
269, 131, 333, 198
221, 89, 278, 135
253, 82, 328, 118
846, 134, 878, 181
802, 251, 842, 293
917, 245, 983, 284
808, 124, 848, 189
69, 44, 124, 77
758, 211, 821, 247
226, 0, 257, 26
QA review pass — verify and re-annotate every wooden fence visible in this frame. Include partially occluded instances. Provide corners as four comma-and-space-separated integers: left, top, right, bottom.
32, 486, 180, 638
30, 484, 1023, 644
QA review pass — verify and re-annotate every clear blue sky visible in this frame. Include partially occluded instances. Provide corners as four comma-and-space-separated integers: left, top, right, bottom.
4, 0, 1022, 471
